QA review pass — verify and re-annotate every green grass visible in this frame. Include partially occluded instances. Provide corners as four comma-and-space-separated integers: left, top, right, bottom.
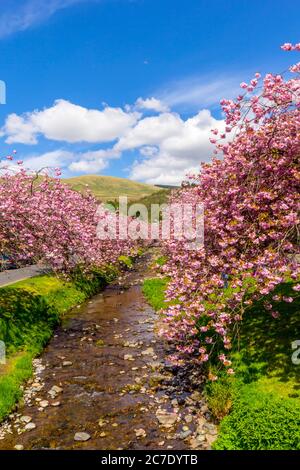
142, 277, 170, 311
154, 256, 168, 267
0, 266, 117, 421
64, 174, 163, 202
118, 255, 134, 269
0, 352, 34, 422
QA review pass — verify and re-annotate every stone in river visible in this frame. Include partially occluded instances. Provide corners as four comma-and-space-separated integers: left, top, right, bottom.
24, 422, 36, 431
14, 445, 24, 450
40, 400, 49, 408
179, 430, 192, 439
156, 410, 178, 428
124, 354, 134, 361
141, 347, 155, 356
48, 385, 63, 398
185, 414, 193, 423
20, 416, 32, 424
74, 432, 91, 442
134, 428, 147, 438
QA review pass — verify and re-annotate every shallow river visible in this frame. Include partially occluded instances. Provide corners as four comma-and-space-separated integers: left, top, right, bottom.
0, 251, 216, 450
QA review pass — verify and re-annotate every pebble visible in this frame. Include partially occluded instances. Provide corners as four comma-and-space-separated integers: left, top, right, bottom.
124, 354, 134, 361
40, 400, 49, 408
14, 445, 24, 450
141, 347, 155, 356
203, 422, 216, 431
74, 432, 91, 442
134, 428, 147, 438
185, 414, 193, 423
24, 422, 36, 431
190, 391, 202, 402
62, 361, 73, 367
179, 430, 192, 439
48, 385, 63, 398
20, 416, 32, 424
201, 405, 209, 413
189, 434, 206, 449
156, 410, 178, 428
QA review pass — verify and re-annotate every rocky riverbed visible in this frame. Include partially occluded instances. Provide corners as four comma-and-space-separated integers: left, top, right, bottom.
0, 251, 217, 450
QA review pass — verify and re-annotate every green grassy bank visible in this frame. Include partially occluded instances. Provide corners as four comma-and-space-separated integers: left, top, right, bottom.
0, 264, 119, 422
142, 274, 300, 450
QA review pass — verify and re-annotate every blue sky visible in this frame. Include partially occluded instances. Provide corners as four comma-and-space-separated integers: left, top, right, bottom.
0, 0, 299, 184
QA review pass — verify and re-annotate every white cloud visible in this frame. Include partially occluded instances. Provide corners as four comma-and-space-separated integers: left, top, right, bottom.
68, 148, 119, 173
0, 0, 92, 39
1, 94, 227, 185
157, 75, 240, 111
115, 112, 183, 151
123, 109, 225, 185
22, 147, 118, 174
130, 156, 199, 186
23, 149, 74, 171
9, 106, 225, 185
2, 99, 139, 144
135, 97, 169, 113
2, 113, 39, 145
68, 159, 107, 173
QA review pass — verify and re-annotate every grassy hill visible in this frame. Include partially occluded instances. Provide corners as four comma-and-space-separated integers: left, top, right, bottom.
133, 188, 172, 210
64, 175, 164, 202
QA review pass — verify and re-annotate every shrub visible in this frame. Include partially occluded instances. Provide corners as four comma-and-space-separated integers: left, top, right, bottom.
205, 375, 235, 420
214, 386, 300, 450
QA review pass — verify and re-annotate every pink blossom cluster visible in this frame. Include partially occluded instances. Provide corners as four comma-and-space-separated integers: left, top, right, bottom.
160, 44, 300, 375
0, 162, 134, 275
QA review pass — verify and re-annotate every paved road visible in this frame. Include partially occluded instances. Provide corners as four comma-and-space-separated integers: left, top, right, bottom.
0, 265, 48, 287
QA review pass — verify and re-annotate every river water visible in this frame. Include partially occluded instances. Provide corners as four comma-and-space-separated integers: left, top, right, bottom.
0, 251, 216, 450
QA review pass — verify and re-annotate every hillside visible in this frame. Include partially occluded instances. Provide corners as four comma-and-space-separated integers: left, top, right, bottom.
64, 175, 164, 202
133, 188, 172, 211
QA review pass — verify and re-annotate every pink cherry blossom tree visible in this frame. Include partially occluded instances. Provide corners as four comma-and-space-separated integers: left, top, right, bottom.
160, 43, 300, 376
0, 162, 133, 275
